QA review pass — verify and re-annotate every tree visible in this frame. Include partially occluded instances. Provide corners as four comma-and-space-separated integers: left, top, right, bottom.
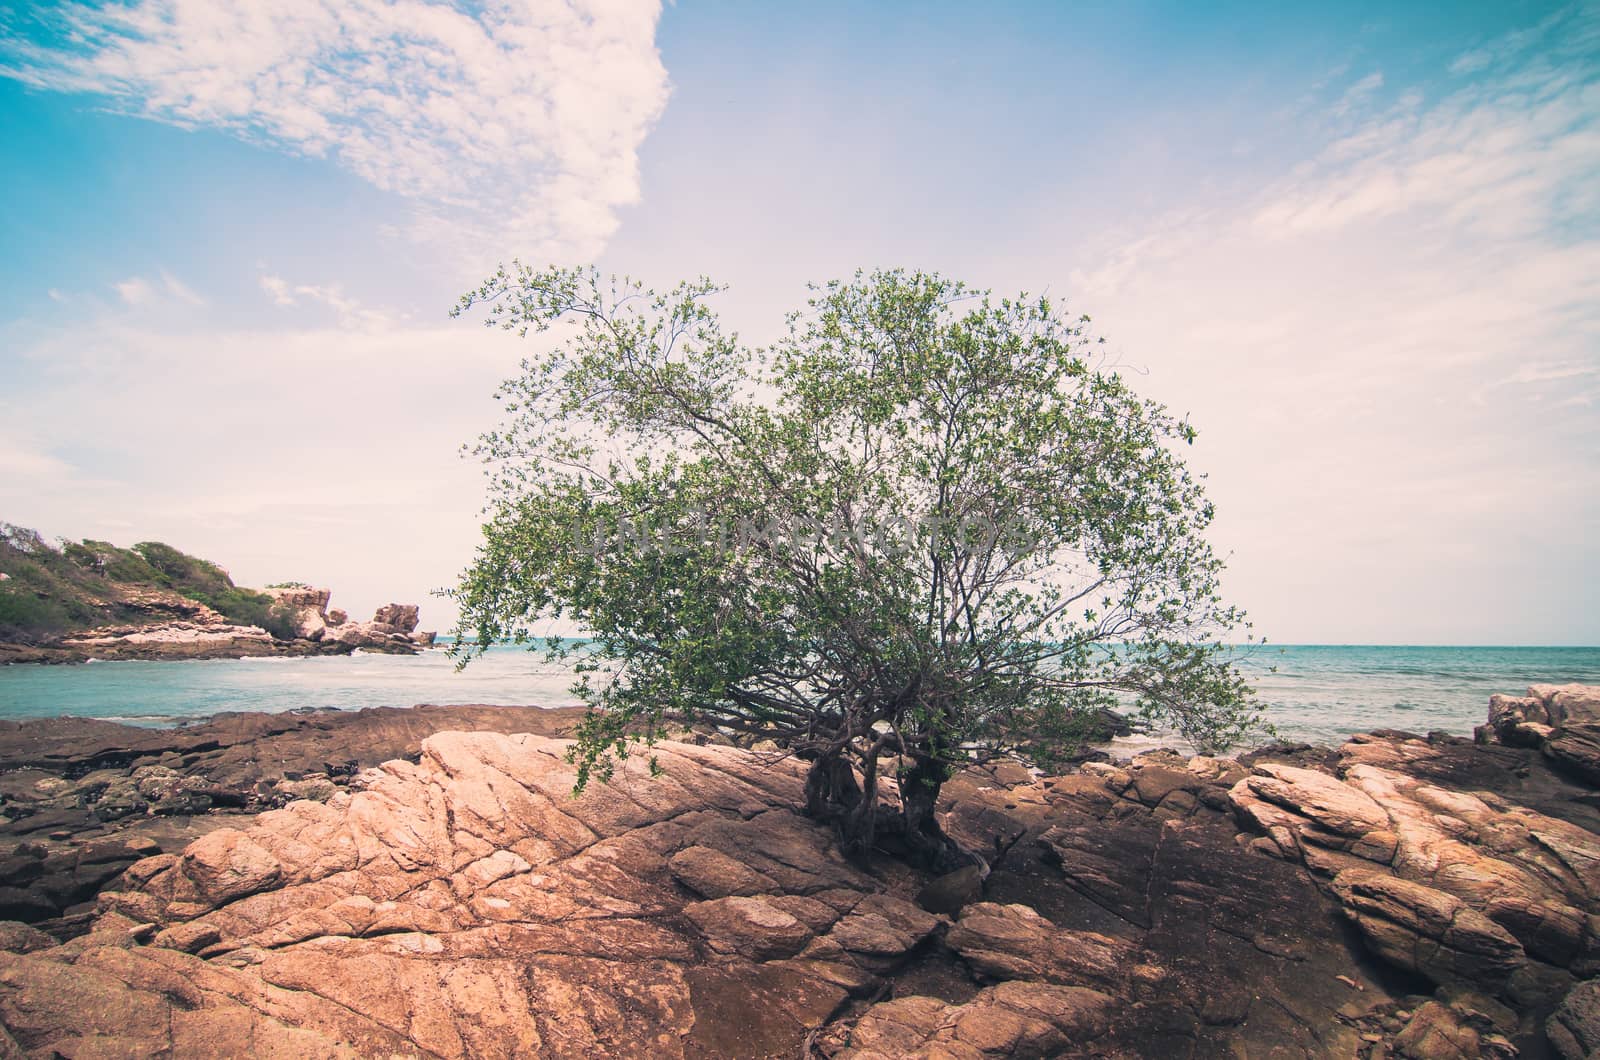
449, 265, 1262, 871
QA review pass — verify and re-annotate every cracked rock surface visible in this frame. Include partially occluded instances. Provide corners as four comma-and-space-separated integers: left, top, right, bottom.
4, 685, 1600, 1057
0, 705, 587, 926
2, 733, 937, 1058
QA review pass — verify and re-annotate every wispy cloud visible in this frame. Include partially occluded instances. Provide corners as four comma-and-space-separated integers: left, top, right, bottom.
1331, 71, 1383, 117
1065, 10, 1600, 642
259, 275, 295, 307
110, 271, 206, 308
259, 272, 389, 327
113, 276, 151, 304
160, 270, 204, 305
2, 0, 672, 266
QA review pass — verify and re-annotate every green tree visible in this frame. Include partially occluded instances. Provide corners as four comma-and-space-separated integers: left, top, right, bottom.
450, 266, 1261, 869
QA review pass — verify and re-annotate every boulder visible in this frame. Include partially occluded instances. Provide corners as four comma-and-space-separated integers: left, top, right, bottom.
668, 844, 777, 898
371, 603, 420, 633
177, 829, 283, 906
686, 896, 816, 960
1482, 693, 1550, 747
267, 586, 333, 611
915, 863, 985, 915
837, 982, 1115, 1058
1393, 1000, 1482, 1059
945, 902, 1132, 989
1548, 979, 1600, 1060
1478, 684, 1600, 787
288, 607, 326, 641
1547, 726, 1600, 787
1330, 869, 1526, 988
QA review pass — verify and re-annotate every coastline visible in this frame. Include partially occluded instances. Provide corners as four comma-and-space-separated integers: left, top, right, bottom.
0, 636, 429, 667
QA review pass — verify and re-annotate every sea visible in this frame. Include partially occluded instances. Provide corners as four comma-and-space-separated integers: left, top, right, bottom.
2, 643, 1597, 752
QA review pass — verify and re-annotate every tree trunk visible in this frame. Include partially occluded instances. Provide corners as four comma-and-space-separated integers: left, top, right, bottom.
804, 748, 882, 865
805, 746, 967, 871
898, 754, 966, 873
804, 752, 861, 819
839, 745, 882, 863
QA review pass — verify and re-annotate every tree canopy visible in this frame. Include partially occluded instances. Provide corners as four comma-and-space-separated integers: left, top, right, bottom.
450, 266, 1261, 869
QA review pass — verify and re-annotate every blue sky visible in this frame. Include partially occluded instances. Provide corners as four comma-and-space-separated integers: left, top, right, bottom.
1, 1, 1596, 643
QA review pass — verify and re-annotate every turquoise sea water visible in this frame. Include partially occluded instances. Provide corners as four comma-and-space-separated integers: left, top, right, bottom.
2, 644, 1598, 749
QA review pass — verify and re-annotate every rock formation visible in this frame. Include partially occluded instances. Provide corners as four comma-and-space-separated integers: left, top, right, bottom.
1480, 683, 1600, 786
0, 522, 435, 662
0, 706, 585, 926
268, 588, 436, 653
2, 687, 1599, 1056
2, 734, 940, 1057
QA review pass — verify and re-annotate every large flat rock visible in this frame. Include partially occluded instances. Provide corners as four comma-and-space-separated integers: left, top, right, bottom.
0, 706, 588, 925
6, 686, 1600, 1057
2, 732, 940, 1058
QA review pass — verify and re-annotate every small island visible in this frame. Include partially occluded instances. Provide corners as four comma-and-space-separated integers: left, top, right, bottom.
0, 523, 434, 665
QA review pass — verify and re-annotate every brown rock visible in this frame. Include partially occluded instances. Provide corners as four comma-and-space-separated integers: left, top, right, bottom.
266, 586, 332, 611
668, 844, 777, 898
839, 982, 1114, 1058
1393, 1000, 1481, 1059
371, 603, 420, 633
915, 863, 985, 915
0, 732, 916, 1057
1548, 978, 1600, 1060
945, 902, 1131, 989
685, 896, 816, 960
0, 920, 55, 953
1330, 869, 1525, 988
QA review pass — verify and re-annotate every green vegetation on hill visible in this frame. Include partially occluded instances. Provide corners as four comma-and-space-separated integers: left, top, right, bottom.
0, 523, 281, 642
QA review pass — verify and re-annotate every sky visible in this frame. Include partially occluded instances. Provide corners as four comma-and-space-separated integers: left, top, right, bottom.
1, 0, 1596, 645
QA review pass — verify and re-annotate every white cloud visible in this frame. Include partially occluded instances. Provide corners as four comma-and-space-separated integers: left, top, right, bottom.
161, 270, 205, 305
1061, 22, 1600, 644
46, 288, 68, 303
260, 274, 295, 306
1449, 50, 1492, 77
1331, 71, 1383, 116
258, 272, 390, 327
1242, 9, 1600, 253
2, 0, 672, 267
114, 276, 152, 304
111, 271, 207, 309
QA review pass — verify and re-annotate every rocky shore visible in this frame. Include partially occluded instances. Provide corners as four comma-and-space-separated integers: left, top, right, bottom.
0, 704, 586, 928
1, 587, 436, 665
1, 685, 1598, 1057
0, 526, 438, 664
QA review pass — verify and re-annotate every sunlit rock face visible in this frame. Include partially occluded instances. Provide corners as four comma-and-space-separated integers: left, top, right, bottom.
3, 686, 1600, 1057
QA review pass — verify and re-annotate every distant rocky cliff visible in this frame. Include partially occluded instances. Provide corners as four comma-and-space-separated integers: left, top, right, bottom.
0, 523, 432, 663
